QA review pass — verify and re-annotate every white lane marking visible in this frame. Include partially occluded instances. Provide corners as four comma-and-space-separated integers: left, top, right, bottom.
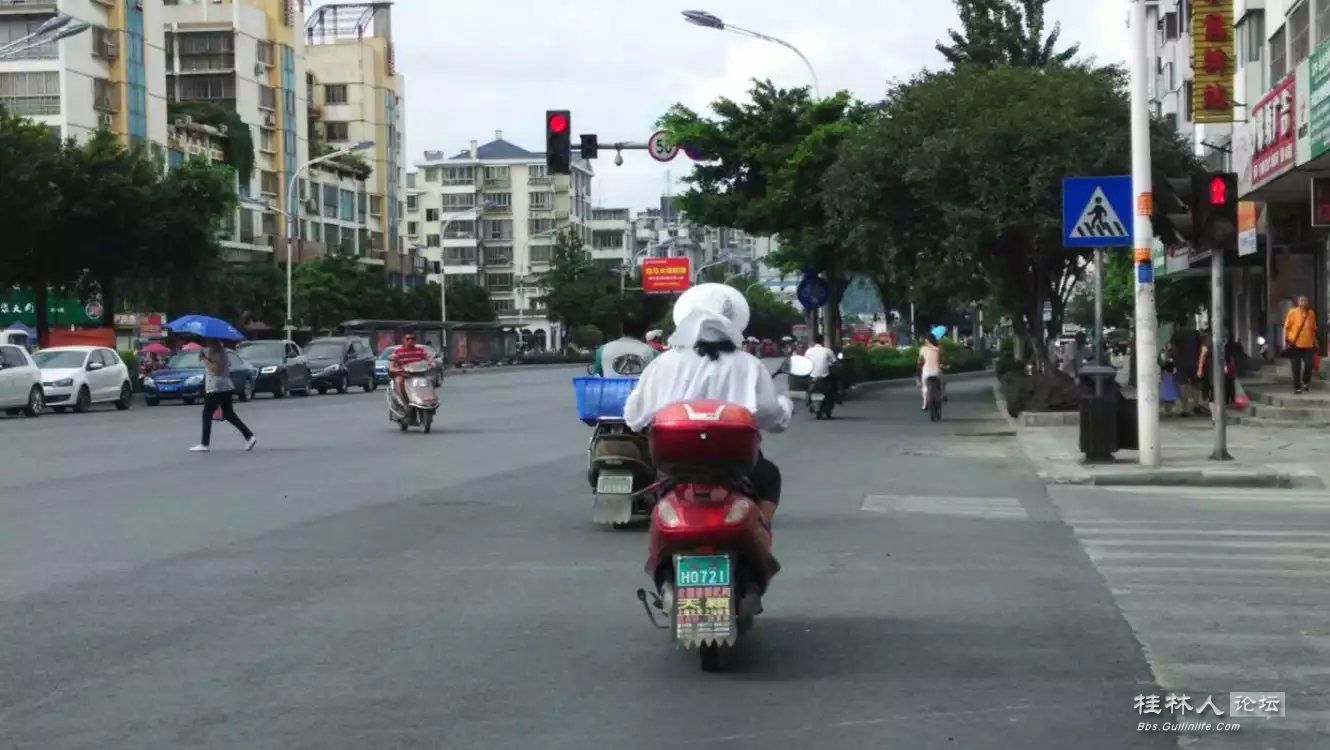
861, 494, 1028, 520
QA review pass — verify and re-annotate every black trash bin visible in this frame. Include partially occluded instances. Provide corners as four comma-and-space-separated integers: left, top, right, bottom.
1117, 396, 1139, 450
1078, 365, 1120, 461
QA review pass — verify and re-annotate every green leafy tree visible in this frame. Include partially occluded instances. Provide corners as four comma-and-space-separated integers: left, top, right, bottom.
658, 81, 866, 343
936, 0, 1079, 68
438, 280, 496, 322
824, 64, 1197, 368
728, 277, 803, 340
292, 254, 364, 331
0, 110, 66, 339
134, 156, 238, 316
211, 262, 285, 328
538, 229, 623, 342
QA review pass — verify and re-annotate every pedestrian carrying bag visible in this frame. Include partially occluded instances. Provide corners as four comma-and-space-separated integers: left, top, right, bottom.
1284, 311, 1311, 357
1233, 380, 1250, 410
211, 406, 224, 421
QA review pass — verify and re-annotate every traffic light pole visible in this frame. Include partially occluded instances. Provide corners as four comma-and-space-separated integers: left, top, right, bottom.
1130, 0, 1162, 467
1210, 250, 1233, 460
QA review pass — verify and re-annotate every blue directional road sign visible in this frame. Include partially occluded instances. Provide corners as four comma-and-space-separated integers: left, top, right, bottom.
796, 276, 830, 310
1063, 175, 1133, 248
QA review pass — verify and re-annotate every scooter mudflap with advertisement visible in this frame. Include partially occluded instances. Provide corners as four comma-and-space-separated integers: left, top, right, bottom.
671, 553, 737, 648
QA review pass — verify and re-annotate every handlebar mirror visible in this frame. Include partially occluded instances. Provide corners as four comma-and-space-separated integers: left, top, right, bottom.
787, 355, 814, 378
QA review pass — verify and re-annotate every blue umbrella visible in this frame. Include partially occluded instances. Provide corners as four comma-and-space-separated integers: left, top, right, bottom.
930, 325, 948, 340
166, 314, 245, 342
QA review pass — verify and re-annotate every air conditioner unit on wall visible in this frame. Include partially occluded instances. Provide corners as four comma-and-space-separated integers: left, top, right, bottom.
262, 112, 276, 128
305, 199, 318, 212
254, 63, 266, 76
97, 112, 113, 128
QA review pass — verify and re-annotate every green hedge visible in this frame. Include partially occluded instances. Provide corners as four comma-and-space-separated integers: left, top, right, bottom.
841, 341, 988, 381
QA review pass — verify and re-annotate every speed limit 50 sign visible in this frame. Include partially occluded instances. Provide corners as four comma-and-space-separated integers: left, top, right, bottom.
648, 130, 680, 162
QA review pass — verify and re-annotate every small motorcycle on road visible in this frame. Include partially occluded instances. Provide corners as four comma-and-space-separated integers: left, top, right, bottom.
387, 360, 439, 433
636, 400, 780, 672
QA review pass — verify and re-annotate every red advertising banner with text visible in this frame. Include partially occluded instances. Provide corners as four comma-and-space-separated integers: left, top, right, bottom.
1251, 74, 1296, 189
641, 257, 692, 294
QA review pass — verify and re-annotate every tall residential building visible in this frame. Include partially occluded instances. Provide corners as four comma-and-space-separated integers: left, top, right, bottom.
1, 0, 168, 147
304, 1, 408, 283
163, 0, 308, 263
588, 207, 632, 271
407, 134, 593, 348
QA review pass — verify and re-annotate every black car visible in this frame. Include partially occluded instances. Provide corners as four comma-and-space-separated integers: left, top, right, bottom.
236, 339, 311, 398
304, 337, 376, 394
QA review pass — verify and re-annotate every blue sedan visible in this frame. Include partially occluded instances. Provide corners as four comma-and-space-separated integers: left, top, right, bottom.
142, 350, 259, 405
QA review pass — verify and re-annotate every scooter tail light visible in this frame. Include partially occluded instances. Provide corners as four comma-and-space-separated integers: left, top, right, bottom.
656, 500, 682, 527
724, 498, 754, 525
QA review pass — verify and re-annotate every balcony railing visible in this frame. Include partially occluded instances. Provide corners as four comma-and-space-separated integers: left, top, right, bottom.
0, 0, 58, 10
482, 177, 510, 189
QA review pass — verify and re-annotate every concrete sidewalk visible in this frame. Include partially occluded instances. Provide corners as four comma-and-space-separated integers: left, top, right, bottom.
996, 379, 1330, 489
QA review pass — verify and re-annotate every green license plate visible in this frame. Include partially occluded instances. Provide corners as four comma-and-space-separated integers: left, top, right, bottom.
675, 555, 731, 587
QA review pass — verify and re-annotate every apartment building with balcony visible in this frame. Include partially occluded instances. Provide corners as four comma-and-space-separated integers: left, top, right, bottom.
1, 0, 167, 146
162, 0, 308, 263
304, 1, 407, 283
407, 133, 592, 346
588, 207, 632, 271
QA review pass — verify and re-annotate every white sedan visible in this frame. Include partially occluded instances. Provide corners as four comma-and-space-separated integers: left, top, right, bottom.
33, 346, 133, 413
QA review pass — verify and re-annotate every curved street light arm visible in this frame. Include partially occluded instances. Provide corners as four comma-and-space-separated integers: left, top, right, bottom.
723, 24, 819, 98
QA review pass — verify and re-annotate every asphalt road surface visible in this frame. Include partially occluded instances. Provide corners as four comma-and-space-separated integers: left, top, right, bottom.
2, 369, 1177, 749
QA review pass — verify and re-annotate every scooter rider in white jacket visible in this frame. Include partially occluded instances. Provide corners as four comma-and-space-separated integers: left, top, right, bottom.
624, 284, 793, 529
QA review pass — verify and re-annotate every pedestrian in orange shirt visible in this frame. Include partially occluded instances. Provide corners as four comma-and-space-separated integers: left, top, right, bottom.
1284, 296, 1318, 394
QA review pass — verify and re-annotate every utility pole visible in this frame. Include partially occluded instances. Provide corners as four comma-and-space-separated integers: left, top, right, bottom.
1130, 0, 1161, 466
1094, 249, 1105, 364
1210, 249, 1232, 459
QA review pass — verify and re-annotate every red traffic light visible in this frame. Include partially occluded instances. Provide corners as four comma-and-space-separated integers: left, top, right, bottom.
1208, 175, 1228, 206
548, 113, 568, 134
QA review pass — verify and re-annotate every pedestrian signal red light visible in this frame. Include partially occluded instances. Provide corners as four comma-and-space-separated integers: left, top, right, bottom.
1208, 175, 1227, 206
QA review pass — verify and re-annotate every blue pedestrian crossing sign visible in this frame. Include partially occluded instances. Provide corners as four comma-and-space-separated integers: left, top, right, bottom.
1063, 175, 1133, 248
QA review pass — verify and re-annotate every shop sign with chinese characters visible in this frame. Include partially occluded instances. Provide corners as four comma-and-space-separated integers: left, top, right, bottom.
1251, 74, 1297, 188
1311, 42, 1330, 158
1191, 0, 1235, 124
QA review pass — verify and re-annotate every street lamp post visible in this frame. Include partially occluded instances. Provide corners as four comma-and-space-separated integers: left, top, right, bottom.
0, 17, 89, 61
283, 140, 374, 340
682, 10, 819, 97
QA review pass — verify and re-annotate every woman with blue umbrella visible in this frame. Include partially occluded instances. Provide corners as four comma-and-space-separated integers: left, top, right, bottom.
167, 315, 257, 453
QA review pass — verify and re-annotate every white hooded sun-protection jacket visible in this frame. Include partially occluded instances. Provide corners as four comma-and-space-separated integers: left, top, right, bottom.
623, 284, 793, 433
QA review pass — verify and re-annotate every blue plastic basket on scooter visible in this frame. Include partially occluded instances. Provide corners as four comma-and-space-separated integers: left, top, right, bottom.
573, 376, 638, 425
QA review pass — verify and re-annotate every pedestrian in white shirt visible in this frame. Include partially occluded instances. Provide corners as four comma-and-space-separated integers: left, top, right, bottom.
624, 284, 792, 528
804, 335, 839, 418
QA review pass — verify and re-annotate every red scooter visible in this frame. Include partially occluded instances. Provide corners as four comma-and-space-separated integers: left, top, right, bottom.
635, 400, 780, 672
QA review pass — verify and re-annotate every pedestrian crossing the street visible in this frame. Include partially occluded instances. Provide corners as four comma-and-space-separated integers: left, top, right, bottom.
1049, 485, 1330, 744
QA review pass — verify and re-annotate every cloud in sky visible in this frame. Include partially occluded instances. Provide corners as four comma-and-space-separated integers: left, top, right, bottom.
365, 0, 1133, 210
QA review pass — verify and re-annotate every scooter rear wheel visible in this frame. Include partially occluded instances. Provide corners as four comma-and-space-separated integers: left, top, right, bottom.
699, 643, 722, 672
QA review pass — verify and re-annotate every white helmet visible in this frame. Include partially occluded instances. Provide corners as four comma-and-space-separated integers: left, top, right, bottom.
670, 283, 750, 348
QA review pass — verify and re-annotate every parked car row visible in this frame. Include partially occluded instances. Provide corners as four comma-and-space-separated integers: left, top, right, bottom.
0, 337, 407, 418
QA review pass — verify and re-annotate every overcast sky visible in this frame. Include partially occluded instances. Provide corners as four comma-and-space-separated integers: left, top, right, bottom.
376, 0, 1131, 210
